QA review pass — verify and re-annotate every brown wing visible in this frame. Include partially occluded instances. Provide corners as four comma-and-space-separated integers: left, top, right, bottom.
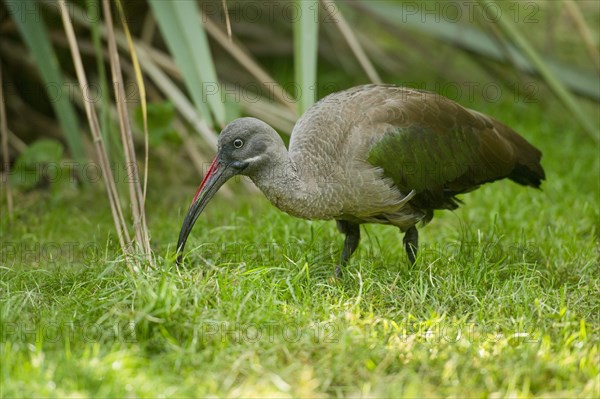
364, 86, 545, 210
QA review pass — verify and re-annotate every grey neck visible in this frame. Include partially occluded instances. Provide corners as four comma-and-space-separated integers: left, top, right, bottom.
248, 151, 314, 218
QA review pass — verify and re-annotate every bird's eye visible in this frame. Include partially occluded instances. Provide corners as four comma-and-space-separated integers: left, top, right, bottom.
233, 139, 244, 149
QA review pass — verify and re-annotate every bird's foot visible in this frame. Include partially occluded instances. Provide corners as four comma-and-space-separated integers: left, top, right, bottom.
334, 220, 361, 279
327, 266, 344, 284
403, 226, 419, 266
406, 247, 416, 265
334, 264, 343, 279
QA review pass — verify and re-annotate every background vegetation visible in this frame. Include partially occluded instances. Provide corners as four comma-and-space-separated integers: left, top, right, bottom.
1, 0, 599, 397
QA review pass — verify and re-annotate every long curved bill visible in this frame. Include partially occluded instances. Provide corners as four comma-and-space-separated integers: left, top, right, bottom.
176, 156, 233, 264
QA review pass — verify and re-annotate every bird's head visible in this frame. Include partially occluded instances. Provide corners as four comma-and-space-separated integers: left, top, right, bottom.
176, 117, 283, 263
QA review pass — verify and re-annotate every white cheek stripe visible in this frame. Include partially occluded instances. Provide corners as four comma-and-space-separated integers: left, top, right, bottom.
244, 154, 265, 164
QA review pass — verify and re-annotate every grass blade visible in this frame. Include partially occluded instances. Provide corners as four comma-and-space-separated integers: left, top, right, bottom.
43, 2, 218, 149
9, 0, 86, 163
148, 0, 225, 127
202, 16, 296, 111
356, 1, 600, 102
87, 0, 119, 162
115, 0, 150, 203
221, 0, 232, 39
294, 0, 319, 114
477, 0, 598, 141
563, 0, 600, 71
135, 46, 217, 148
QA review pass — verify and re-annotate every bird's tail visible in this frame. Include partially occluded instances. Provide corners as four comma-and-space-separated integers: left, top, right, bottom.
495, 121, 546, 188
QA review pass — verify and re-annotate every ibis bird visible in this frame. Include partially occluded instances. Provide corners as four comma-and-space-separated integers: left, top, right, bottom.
176, 85, 544, 273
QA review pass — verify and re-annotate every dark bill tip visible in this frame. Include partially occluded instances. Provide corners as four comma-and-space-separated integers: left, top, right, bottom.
175, 157, 248, 264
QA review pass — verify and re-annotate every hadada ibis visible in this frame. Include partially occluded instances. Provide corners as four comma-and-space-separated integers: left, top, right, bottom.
176, 84, 545, 274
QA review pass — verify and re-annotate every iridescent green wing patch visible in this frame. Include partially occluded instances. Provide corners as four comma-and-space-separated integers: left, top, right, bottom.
367, 125, 480, 195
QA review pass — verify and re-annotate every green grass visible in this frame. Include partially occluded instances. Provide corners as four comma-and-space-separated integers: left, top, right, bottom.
1, 103, 599, 397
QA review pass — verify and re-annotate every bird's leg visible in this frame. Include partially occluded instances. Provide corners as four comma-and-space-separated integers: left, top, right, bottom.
403, 226, 419, 265
335, 220, 360, 277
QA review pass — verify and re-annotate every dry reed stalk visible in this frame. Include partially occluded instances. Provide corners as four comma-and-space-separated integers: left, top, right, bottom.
0, 62, 13, 219
103, 0, 153, 265
320, 0, 382, 84
58, 0, 134, 269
